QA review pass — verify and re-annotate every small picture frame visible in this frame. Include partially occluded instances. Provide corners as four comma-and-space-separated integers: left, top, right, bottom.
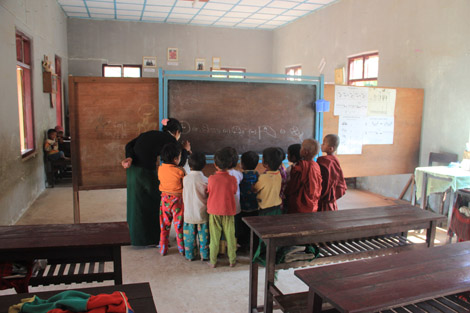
212, 57, 221, 70
195, 58, 205, 71
168, 48, 178, 61
143, 56, 157, 68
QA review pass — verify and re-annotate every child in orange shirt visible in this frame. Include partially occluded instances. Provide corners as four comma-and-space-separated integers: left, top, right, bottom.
285, 139, 322, 213
158, 143, 186, 256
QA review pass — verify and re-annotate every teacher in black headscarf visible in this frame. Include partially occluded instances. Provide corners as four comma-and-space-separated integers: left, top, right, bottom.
121, 118, 190, 246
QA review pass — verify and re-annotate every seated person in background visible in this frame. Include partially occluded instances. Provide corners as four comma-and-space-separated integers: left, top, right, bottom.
285, 139, 322, 213
183, 152, 209, 261
317, 134, 347, 211
55, 126, 71, 157
237, 151, 259, 249
44, 129, 67, 161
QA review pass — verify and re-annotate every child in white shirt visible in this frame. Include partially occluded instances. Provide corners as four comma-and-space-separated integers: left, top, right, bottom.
182, 152, 209, 261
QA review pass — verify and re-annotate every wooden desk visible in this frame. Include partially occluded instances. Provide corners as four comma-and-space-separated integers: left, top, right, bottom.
0, 282, 157, 313
0, 222, 130, 292
415, 166, 470, 225
243, 205, 446, 313
295, 241, 470, 313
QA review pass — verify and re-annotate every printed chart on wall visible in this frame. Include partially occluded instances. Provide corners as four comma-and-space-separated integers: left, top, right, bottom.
334, 86, 396, 155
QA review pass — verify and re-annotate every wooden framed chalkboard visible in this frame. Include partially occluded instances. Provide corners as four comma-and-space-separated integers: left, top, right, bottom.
69, 77, 159, 222
322, 84, 424, 177
167, 79, 317, 155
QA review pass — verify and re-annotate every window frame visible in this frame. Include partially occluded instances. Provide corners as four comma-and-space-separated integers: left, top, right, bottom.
102, 64, 142, 78
285, 65, 302, 81
16, 30, 36, 158
347, 52, 379, 86
210, 67, 246, 79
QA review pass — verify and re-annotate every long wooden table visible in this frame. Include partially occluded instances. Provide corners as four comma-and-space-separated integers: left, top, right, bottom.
295, 241, 470, 313
0, 222, 130, 292
243, 205, 446, 313
0, 282, 158, 312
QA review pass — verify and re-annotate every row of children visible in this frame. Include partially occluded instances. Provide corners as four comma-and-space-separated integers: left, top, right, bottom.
157, 134, 346, 267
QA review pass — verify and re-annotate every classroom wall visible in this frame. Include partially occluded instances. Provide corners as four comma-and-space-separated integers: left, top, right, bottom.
0, 0, 68, 224
67, 19, 273, 76
273, 0, 470, 200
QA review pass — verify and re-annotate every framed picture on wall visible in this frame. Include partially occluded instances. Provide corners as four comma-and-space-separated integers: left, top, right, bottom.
143, 56, 157, 68
168, 48, 178, 61
212, 57, 221, 70
195, 58, 205, 71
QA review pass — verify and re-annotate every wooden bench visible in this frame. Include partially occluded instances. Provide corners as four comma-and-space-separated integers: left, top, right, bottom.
0, 282, 157, 312
294, 241, 470, 313
0, 222, 130, 293
243, 205, 446, 313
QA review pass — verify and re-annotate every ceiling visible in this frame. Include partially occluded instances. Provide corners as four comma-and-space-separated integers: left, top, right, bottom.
57, 0, 338, 30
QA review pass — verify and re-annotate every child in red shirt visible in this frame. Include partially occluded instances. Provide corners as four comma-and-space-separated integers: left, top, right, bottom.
317, 134, 347, 211
285, 139, 323, 213
207, 147, 238, 268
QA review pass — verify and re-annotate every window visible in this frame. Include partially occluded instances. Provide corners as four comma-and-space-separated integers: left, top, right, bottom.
348, 53, 378, 86
285, 65, 302, 81
102, 64, 141, 77
211, 67, 246, 79
16, 31, 35, 157
55, 55, 63, 128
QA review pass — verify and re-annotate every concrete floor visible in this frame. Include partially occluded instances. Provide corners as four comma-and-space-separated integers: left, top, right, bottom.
2, 186, 449, 313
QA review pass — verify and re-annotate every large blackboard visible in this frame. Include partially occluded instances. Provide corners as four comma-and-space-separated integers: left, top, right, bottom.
168, 80, 316, 154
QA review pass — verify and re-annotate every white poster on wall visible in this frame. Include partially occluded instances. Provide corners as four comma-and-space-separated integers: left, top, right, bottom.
363, 116, 395, 145
334, 85, 368, 117
337, 116, 365, 155
367, 88, 396, 116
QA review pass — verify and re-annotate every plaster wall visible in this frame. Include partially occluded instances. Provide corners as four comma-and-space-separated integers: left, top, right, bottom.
67, 19, 273, 76
273, 0, 470, 200
0, 0, 68, 224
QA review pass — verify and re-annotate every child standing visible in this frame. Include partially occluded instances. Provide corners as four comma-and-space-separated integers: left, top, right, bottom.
252, 147, 283, 265
158, 143, 186, 256
317, 134, 347, 211
286, 143, 301, 182
207, 148, 238, 268
285, 139, 323, 213
253, 147, 283, 216
237, 151, 260, 249
182, 152, 209, 261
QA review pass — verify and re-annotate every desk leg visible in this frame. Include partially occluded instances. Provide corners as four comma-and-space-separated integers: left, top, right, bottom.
113, 246, 123, 285
426, 220, 437, 247
420, 173, 428, 210
249, 229, 258, 313
447, 190, 455, 228
307, 288, 323, 313
264, 239, 276, 313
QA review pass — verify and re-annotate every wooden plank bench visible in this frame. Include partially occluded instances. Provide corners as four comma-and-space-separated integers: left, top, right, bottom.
0, 282, 158, 312
0, 222, 130, 293
293, 241, 470, 313
243, 205, 447, 313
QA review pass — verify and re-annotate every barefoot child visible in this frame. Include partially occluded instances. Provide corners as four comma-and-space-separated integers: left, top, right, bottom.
158, 143, 186, 256
183, 152, 209, 261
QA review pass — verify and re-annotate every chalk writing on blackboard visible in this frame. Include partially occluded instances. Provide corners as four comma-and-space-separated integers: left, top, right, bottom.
181, 121, 305, 142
